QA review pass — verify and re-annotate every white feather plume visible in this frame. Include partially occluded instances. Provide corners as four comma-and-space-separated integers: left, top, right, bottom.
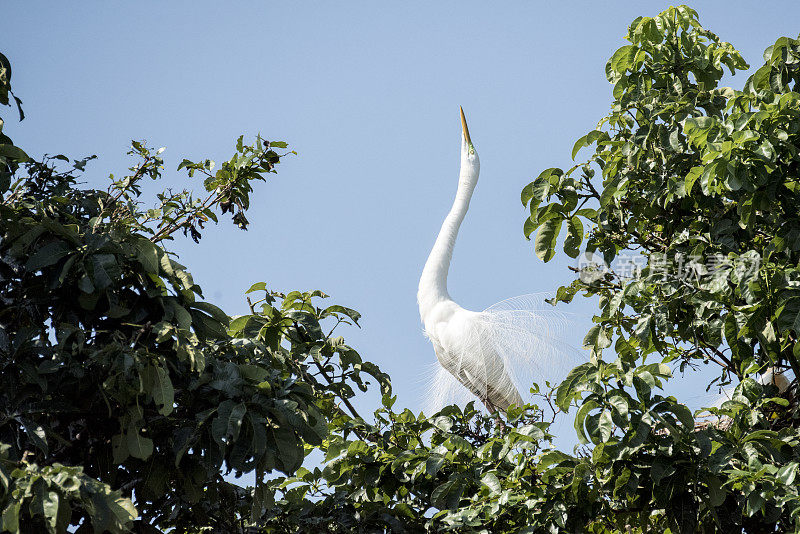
424, 293, 583, 414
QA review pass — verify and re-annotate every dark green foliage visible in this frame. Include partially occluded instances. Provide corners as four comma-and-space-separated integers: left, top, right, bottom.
0, 50, 389, 532
520, 5, 800, 532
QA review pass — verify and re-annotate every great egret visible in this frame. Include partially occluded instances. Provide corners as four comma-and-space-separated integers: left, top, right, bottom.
418, 108, 576, 412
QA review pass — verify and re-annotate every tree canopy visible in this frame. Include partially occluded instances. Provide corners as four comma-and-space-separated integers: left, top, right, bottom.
0, 48, 388, 532
2, 5, 800, 533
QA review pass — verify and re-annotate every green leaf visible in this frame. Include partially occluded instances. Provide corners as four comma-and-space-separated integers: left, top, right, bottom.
18, 418, 48, 454
227, 402, 247, 441
0, 143, 29, 162
481, 472, 502, 494
651, 460, 676, 486
142, 365, 175, 416
574, 400, 598, 445
78, 274, 95, 294
56, 255, 77, 285
663, 402, 694, 428
523, 216, 537, 239
539, 450, 572, 468
425, 454, 445, 477
111, 433, 129, 464
34, 488, 59, 534
707, 475, 726, 507
87, 491, 137, 533
165, 299, 192, 330
191, 301, 230, 326
1, 500, 21, 533
684, 117, 715, 147
777, 462, 798, 485
777, 298, 800, 334
322, 305, 362, 325
521, 169, 557, 208
246, 281, 267, 294
431, 479, 464, 510
609, 45, 638, 75
571, 130, 607, 160
556, 362, 593, 411
133, 237, 159, 274
598, 409, 613, 442
534, 216, 562, 263
684, 166, 703, 195
89, 254, 117, 290
563, 216, 584, 258
272, 426, 303, 474
127, 424, 154, 460
607, 393, 629, 418
189, 308, 229, 340
25, 241, 70, 271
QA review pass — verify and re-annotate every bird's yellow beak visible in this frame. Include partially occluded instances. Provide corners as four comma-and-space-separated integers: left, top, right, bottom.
459, 106, 472, 147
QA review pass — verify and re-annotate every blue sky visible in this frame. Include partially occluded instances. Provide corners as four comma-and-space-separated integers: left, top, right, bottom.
5, 2, 799, 431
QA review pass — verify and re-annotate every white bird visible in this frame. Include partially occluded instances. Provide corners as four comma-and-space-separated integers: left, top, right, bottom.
709, 367, 791, 409
418, 108, 577, 413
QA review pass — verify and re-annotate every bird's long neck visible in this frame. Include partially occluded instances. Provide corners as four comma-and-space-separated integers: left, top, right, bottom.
418, 150, 479, 319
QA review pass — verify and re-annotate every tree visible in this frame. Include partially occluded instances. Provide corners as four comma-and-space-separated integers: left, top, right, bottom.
3, 5, 800, 533
0, 51, 388, 532
531, 5, 800, 531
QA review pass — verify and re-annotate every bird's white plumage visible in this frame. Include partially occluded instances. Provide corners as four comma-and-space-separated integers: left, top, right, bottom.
708, 367, 792, 409
423, 293, 580, 413
418, 109, 582, 413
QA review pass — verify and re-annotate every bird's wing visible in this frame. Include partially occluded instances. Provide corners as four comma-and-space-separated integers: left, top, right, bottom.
427, 341, 478, 412
480, 293, 584, 395
425, 293, 583, 413
427, 336, 523, 414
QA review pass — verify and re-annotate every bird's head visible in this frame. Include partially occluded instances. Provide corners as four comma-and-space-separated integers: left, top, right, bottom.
459, 106, 479, 167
